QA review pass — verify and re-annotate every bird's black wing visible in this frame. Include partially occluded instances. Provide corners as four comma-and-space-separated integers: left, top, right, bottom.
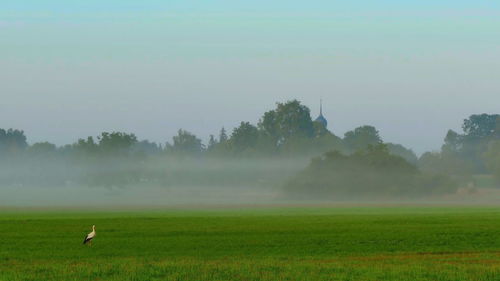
83, 235, 90, 244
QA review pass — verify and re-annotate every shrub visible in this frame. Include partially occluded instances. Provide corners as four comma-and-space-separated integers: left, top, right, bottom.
284, 144, 457, 200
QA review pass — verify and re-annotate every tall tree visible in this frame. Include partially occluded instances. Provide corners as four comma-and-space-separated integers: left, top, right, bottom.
343, 125, 382, 152
442, 130, 462, 154
98, 132, 138, 156
459, 114, 500, 172
230, 122, 259, 153
462, 114, 500, 139
72, 136, 98, 155
207, 135, 217, 151
219, 127, 228, 143
258, 100, 314, 148
0, 128, 28, 154
166, 129, 204, 155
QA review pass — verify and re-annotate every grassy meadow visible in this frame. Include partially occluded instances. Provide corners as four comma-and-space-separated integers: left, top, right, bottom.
1, 206, 500, 280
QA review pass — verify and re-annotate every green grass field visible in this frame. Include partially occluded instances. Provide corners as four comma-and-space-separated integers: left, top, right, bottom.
1, 206, 500, 281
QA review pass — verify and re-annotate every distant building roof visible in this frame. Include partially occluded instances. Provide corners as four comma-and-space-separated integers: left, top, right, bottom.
315, 114, 328, 128
314, 100, 328, 128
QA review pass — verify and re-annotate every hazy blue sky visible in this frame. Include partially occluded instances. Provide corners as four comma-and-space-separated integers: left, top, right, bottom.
1, 0, 499, 153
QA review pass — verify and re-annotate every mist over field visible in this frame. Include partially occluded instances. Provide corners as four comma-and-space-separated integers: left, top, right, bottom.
0, 158, 304, 207
1, 103, 499, 207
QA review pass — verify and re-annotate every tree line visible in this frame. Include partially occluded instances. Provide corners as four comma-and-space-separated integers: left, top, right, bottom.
285, 144, 457, 199
1, 100, 498, 192
418, 114, 500, 184
0, 100, 417, 161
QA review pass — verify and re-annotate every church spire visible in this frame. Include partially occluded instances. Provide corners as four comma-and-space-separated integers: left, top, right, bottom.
314, 99, 328, 128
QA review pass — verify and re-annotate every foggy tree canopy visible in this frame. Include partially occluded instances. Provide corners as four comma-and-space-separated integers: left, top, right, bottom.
418, 114, 500, 182
0, 100, 498, 199
285, 144, 457, 199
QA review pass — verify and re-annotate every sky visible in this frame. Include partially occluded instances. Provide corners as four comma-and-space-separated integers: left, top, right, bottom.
1, 0, 499, 154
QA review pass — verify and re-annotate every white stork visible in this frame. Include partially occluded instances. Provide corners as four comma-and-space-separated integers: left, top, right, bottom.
83, 225, 96, 245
